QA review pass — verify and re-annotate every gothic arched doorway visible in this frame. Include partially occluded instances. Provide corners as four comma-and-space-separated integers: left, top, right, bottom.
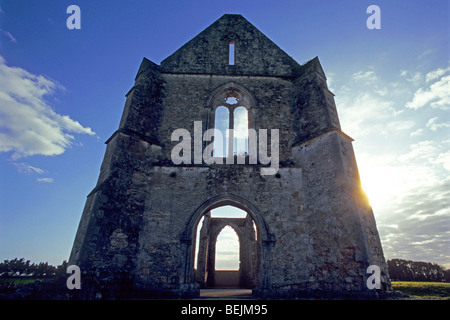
194, 206, 258, 288
181, 194, 275, 292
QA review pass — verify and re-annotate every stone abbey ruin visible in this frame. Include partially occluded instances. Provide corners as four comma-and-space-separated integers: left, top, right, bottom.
69, 14, 392, 299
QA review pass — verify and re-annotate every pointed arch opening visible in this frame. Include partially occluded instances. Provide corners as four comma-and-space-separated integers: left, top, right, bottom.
208, 83, 255, 162
233, 106, 248, 156
192, 203, 260, 289
213, 106, 230, 157
215, 225, 240, 271
182, 194, 275, 292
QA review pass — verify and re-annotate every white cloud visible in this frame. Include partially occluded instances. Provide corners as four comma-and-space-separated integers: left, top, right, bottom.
406, 72, 450, 110
433, 150, 450, 172
410, 128, 423, 137
374, 87, 389, 97
426, 117, 450, 132
0, 56, 95, 159
12, 162, 44, 175
385, 120, 415, 132
400, 70, 422, 84
326, 72, 335, 91
397, 140, 437, 163
337, 91, 412, 138
337, 68, 424, 140
36, 177, 54, 183
418, 49, 434, 60
352, 70, 378, 83
426, 66, 450, 83
378, 178, 450, 266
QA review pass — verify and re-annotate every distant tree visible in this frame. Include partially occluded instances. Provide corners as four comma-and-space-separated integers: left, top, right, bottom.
445, 269, 450, 282
3, 258, 30, 276
0, 258, 65, 278
55, 260, 68, 277
387, 259, 447, 282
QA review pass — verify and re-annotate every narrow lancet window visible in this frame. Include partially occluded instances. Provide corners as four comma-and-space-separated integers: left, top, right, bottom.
229, 42, 235, 65
233, 106, 248, 156
214, 106, 230, 157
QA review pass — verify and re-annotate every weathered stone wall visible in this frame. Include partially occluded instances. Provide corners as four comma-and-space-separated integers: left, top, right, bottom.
69, 14, 392, 299
160, 14, 301, 77
158, 73, 297, 163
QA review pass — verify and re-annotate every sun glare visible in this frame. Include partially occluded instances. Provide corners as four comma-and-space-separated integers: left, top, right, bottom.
358, 162, 406, 214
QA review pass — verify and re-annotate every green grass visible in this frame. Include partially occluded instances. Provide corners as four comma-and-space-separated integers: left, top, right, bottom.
0, 278, 49, 294
2, 278, 449, 299
392, 281, 450, 299
0, 277, 44, 285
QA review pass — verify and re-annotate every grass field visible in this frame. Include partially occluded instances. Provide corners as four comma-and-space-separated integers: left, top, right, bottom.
391, 281, 450, 299
1, 278, 449, 299
0, 278, 44, 285
0, 277, 47, 294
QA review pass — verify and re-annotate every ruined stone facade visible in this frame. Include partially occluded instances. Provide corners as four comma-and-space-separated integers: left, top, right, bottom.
69, 14, 392, 299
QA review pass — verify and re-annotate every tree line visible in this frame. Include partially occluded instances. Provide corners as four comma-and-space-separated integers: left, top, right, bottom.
387, 259, 450, 282
1, 257, 449, 282
0, 258, 67, 278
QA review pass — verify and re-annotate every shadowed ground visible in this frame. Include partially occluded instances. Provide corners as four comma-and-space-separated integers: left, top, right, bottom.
199, 289, 253, 299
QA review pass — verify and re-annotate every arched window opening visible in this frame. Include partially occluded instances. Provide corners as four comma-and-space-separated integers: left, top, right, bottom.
213, 106, 229, 157
212, 90, 250, 159
233, 106, 248, 156
193, 204, 259, 288
228, 42, 235, 65
215, 226, 240, 271
194, 206, 247, 270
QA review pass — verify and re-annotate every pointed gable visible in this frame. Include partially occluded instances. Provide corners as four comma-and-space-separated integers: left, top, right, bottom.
160, 14, 301, 77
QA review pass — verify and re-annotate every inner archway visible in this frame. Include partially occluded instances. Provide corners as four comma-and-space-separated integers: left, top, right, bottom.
182, 194, 275, 293
193, 205, 258, 288
215, 225, 240, 271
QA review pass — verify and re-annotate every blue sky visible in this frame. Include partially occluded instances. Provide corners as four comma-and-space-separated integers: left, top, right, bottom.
0, 1, 449, 269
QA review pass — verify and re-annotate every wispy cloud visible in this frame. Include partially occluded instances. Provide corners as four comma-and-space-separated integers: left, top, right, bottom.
378, 178, 450, 267
418, 49, 434, 60
352, 70, 378, 84
406, 67, 450, 110
36, 177, 54, 183
400, 70, 422, 85
10, 161, 57, 182
336, 81, 410, 138
0, 56, 95, 159
426, 117, 450, 132
410, 128, 423, 137
426, 66, 449, 82
12, 162, 44, 175
0, 29, 17, 43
